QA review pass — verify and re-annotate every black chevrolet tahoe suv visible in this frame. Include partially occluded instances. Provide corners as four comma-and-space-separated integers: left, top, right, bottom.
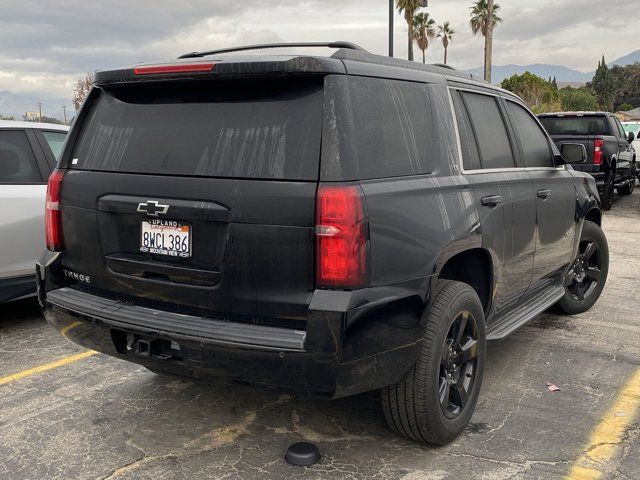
538, 111, 636, 210
38, 42, 609, 445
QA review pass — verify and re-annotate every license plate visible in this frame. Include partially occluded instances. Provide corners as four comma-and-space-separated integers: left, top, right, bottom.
140, 219, 191, 258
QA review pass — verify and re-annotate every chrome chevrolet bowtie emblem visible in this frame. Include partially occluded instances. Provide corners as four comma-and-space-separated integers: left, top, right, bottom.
137, 200, 169, 217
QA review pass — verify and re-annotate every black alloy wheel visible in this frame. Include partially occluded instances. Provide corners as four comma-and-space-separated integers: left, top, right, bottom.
439, 310, 479, 419
555, 220, 609, 315
565, 240, 602, 302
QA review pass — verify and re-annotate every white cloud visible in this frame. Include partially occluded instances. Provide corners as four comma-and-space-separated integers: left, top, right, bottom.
0, 0, 636, 108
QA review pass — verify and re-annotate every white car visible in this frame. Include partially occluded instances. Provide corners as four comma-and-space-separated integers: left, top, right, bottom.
0, 121, 69, 302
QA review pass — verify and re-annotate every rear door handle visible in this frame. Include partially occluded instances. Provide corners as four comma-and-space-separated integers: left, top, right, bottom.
481, 195, 503, 207
537, 189, 551, 199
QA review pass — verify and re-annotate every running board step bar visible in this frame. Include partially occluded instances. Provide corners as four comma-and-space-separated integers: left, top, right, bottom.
486, 285, 565, 342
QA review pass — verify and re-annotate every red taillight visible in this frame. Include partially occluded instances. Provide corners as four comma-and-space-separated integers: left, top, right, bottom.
315, 185, 367, 289
593, 139, 604, 166
133, 63, 215, 75
45, 169, 64, 251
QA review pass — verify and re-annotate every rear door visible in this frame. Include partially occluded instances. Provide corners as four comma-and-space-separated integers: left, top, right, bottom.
451, 88, 536, 315
0, 129, 51, 279
611, 116, 633, 180
505, 100, 576, 282
58, 77, 324, 321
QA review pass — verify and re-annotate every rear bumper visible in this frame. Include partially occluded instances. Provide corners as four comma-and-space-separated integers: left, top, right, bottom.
46, 287, 307, 351
38, 254, 428, 398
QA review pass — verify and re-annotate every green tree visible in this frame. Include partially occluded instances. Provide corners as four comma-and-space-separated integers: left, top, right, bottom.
558, 87, 599, 111
0, 114, 15, 120
590, 56, 615, 112
609, 64, 640, 109
437, 21, 455, 64
470, 0, 502, 82
501, 72, 561, 113
413, 12, 437, 64
396, 0, 424, 61
617, 103, 634, 112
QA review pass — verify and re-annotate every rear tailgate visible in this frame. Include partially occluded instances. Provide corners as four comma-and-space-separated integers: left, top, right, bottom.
549, 135, 595, 171
539, 114, 612, 173
56, 77, 323, 323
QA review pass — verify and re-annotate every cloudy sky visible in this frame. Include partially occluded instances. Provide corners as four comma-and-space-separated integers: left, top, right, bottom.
1, 0, 637, 108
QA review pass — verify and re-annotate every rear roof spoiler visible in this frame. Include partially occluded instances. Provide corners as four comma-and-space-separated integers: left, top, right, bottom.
178, 41, 368, 59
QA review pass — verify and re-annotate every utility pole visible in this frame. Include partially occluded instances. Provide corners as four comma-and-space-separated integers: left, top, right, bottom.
37, 102, 42, 122
61, 105, 67, 125
389, 0, 394, 57
389, 1, 428, 59
485, 0, 494, 83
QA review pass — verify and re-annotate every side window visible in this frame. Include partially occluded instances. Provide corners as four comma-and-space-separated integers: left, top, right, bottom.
505, 101, 554, 168
451, 90, 481, 170
42, 131, 67, 161
348, 76, 433, 179
0, 130, 42, 184
460, 91, 515, 169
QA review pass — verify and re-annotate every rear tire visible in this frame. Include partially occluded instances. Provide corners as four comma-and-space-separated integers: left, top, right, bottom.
600, 174, 614, 210
381, 280, 486, 445
555, 220, 609, 315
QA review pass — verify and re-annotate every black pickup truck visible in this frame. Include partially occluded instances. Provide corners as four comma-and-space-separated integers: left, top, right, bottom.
538, 112, 636, 210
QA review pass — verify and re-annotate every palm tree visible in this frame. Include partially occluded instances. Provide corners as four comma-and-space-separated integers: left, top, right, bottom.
437, 21, 455, 65
470, 0, 502, 83
412, 13, 437, 64
396, 0, 423, 61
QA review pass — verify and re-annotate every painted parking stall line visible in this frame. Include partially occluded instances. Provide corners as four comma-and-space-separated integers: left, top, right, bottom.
0, 350, 98, 387
567, 368, 640, 479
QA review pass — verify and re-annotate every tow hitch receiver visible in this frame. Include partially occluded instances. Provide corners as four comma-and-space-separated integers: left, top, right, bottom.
128, 334, 176, 360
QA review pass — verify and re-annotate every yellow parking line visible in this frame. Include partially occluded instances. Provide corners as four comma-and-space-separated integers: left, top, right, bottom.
60, 321, 84, 338
0, 350, 98, 387
567, 368, 640, 479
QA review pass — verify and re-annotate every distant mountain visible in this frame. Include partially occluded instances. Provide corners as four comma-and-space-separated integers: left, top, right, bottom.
611, 49, 640, 67
465, 49, 640, 85
465, 64, 592, 84
0, 91, 69, 121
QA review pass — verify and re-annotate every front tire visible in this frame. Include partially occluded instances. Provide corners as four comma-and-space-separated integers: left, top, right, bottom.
555, 220, 609, 315
617, 175, 635, 196
381, 280, 486, 445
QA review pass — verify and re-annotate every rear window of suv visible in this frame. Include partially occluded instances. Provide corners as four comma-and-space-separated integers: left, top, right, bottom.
539, 115, 610, 136
70, 78, 323, 180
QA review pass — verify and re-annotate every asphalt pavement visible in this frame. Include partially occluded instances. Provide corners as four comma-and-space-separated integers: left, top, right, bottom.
1, 190, 639, 480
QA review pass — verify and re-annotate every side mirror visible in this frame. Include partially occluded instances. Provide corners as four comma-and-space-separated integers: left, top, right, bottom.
561, 143, 587, 164
627, 131, 635, 143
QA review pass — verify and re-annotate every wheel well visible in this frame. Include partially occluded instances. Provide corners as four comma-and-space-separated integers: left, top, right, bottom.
438, 249, 492, 312
585, 208, 602, 226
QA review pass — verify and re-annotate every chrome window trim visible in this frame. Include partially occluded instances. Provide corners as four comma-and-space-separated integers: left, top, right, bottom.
446, 86, 566, 175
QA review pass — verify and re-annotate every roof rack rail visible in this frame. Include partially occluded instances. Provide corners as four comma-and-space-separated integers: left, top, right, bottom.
431, 63, 456, 71
178, 41, 368, 59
